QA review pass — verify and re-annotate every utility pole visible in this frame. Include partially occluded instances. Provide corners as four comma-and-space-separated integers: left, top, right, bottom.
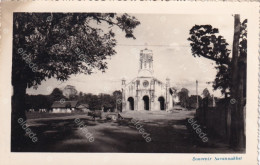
212, 94, 215, 107
196, 80, 199, 109
230, 14, 245, 150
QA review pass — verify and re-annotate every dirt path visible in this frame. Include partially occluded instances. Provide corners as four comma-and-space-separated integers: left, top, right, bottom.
21, 110, 233, 153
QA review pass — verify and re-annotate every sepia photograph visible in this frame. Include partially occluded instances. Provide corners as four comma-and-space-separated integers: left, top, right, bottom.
10, 12, 248, 153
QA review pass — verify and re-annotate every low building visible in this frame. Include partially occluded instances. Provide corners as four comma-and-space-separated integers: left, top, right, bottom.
76, 104, 90, 112
51, 101, 78, 113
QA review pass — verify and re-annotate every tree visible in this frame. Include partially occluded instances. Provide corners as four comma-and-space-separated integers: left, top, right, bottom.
63, 85, 78, 99
188, 19, 247, 97
112, 90, 122, 111
188, 95, 202, 109
188, 24, 231, 94
25, 94, 52, 111
11, 13, 140, 150
213, 64, 232, 95
229, 15, 246, 150
49, 88, 64, 101
82, 93, 93, 104
178, 88, 189, 108
89, 95, 101, 110
202, 88, 210, 98
188, 15, 247, 150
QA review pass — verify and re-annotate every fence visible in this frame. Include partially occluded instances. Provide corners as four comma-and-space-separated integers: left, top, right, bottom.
195, 98, 232, 142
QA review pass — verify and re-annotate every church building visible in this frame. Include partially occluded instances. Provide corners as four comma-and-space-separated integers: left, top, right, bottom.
121, 48, 173, 111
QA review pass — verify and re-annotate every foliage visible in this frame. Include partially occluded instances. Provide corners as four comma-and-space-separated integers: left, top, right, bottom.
239, 19, 247, 60
25, 90, 122, 111
212, 64, 231, 94
49, 88, 64, 101
188, 25, 231, 65
188, 20, 247, 95
187, 95, 202, 109
112, 90, 122, 111
63, 85, 78, 99
12, 13, 140, 88
202, 88, 210, 98
178, 88, 189, 108
25, 94, 52, 110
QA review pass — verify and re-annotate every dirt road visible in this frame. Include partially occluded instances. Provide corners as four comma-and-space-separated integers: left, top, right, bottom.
21, 110, 232, 153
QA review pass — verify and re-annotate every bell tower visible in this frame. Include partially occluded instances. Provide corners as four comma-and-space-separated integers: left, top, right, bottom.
138, 48, 154, 77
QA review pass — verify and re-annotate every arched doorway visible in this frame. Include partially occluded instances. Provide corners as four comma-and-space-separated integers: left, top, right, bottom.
143, 96, 149, 110
158, 96, 165, 110
127, 97, 134, 110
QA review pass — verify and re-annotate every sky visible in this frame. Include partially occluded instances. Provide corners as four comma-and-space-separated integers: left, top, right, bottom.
27, 14, 236, 97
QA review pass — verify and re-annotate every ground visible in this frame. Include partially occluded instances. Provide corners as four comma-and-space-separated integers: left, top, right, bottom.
19, 108, 234, 153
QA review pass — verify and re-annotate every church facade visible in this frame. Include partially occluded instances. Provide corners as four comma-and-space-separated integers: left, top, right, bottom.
121, 48, 173, 111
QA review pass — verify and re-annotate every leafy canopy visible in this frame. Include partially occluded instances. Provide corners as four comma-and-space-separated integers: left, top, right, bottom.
13, 13, 140, 88
188, 20, 247, 95
178, 88, 189, 108
188, 25, 231, 66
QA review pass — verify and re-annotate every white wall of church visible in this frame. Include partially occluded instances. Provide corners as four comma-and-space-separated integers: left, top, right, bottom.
122, 77, 173, 111
121, 48, 173, 111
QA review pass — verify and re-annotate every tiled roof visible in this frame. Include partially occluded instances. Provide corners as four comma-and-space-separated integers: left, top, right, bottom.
77, 104, 89, 109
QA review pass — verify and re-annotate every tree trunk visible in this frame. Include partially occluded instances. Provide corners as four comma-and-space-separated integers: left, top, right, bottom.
11, 82, 27, 151
230, 14, 245, 151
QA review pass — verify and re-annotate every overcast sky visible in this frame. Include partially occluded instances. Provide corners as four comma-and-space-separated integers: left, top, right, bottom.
27, 14, 236, 97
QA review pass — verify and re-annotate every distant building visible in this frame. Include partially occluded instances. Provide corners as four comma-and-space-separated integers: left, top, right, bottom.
169, 87, 179, 106
121, 48, 174, 111
51, 101, 78, 113
76, 104, 90, 112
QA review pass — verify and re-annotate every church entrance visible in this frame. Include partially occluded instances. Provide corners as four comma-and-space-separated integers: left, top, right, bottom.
158, 96, 165, 110
143, 96, 149, 110
127, 97, 134, 110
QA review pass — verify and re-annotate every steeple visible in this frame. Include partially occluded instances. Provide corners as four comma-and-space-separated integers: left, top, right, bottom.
138, 48, 154, 77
